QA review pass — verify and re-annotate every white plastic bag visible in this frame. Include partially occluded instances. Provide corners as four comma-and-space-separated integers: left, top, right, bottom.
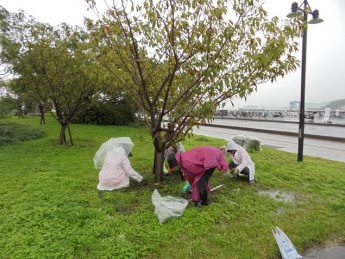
272, 226, 303, 259
151, 189, 188, 224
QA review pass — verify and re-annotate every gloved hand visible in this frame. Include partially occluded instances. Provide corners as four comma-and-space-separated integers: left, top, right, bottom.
182, 181, 191, 192
230, 168, 239, 178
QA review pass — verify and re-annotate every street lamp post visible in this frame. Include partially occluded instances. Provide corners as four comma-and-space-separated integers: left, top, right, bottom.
287, 1, 323, 162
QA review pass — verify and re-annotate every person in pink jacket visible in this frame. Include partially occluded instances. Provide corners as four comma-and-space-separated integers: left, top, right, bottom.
167, 146, 228, 206
97, 147, 143, 191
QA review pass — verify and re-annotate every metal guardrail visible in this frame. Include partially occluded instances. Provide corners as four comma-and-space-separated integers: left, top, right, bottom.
213, 116, 345, 127
201, 123, 345, 143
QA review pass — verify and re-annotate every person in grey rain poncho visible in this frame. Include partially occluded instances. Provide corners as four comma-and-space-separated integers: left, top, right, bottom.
164, 142, 185, 175
97, 146, 143, 191
226, 140, 255, 184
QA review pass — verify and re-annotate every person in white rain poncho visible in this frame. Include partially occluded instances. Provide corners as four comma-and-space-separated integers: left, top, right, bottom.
97, 147, 143, 191
226, 140, 255, 184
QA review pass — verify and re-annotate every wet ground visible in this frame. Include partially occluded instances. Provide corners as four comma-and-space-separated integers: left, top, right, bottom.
193, 126, 345, 162
304, 245, 345, 259
258, 190, 295, 202
212, 118, 345, 139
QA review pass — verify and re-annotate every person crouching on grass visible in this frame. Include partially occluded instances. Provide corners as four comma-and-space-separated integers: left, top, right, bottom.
97, 147, 143, 191
167, 146, 228, 206
226, 140, 255, 184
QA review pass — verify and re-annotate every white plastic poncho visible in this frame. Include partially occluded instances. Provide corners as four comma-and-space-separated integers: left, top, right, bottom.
226, 140, 255, 181
93, 137, 134, 169
97, 146, 143, 191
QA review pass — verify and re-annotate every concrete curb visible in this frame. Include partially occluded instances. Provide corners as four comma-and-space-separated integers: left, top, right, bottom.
201, 123, 345, 143
214, 116, 345, 127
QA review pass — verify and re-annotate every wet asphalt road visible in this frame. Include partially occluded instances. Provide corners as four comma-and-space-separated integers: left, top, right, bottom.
193, 124, 345, 163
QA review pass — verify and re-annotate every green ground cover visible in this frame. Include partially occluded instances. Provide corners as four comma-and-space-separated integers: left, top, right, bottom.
0, 116, 344, 258
0, 121, 45, 145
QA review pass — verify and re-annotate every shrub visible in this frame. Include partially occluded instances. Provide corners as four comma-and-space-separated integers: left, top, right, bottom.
232, 135, 261, 151
0, 122, 45, 145
74, 101, 136, 126
0, 96, 17, 117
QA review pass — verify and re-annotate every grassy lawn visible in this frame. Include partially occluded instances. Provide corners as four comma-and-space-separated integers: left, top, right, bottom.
0, 116, 345, 258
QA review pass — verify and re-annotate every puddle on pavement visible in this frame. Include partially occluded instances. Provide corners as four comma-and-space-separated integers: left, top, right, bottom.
258, 190, 295, 202
304, 245, 345, 259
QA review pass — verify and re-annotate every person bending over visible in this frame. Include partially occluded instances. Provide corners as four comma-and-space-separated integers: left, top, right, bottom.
167, 146, 228, 206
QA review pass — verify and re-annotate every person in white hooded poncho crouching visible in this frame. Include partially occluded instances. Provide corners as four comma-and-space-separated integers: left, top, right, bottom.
97, 147, 143, 191
226, 140, 255, 184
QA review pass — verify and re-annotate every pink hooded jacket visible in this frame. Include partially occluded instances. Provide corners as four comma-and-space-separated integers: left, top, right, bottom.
97, 147, 143, 191
175, 146, 228, 201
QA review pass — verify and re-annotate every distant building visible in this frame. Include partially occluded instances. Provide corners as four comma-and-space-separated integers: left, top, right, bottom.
289, 101, 300, 110
289, 100, 328, 111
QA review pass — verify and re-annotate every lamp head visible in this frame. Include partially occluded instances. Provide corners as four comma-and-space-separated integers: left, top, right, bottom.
308, 9, 324, 24
287, 2, 301, 18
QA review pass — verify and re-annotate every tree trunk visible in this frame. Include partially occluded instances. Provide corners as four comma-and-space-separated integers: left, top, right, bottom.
153, 148, 165, 182
40, 113, 46, 125
39, 104, 45, 125
67, 124, 74, 146
58, 124, 67, 145
153, 151, 157, 175
17, 103, 23, 118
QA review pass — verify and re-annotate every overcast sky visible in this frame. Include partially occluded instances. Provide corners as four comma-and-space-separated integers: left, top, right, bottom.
1, 0, 344, 108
